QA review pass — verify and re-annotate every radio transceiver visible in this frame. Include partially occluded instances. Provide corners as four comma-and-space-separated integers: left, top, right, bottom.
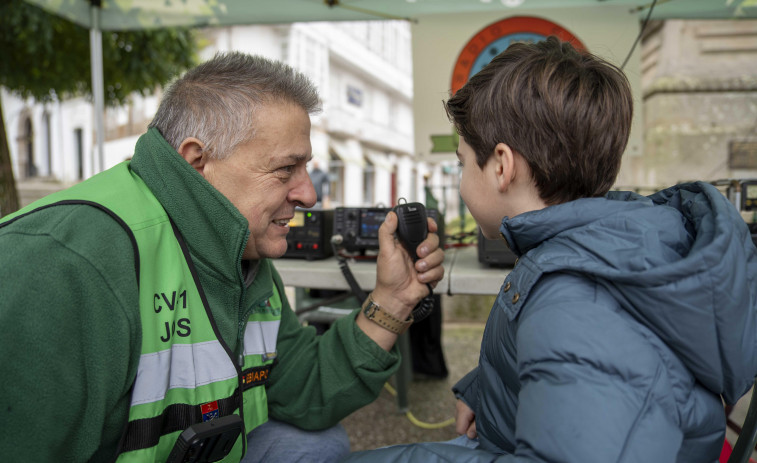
333, 206, 444, 253
281, 209, 334, 260
334, 201, 439, 322
477, 227, 517, 267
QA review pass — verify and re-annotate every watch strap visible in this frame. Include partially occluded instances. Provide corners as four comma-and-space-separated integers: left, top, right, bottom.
361, 293, 414, 335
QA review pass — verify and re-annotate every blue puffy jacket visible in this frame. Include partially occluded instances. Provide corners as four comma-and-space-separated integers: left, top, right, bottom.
344, 182, 757, 462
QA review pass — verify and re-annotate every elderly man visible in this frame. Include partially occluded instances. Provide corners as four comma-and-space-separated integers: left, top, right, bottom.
0, 52, 444, 462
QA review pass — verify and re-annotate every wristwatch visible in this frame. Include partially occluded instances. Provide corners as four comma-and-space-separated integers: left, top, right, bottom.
361, 293, 414, 335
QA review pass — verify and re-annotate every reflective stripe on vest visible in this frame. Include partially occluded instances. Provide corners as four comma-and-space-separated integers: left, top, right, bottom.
131, 341, 238, 406
2, 162, 282, 462
243, 320, 281, 358
132, 320, 280, 406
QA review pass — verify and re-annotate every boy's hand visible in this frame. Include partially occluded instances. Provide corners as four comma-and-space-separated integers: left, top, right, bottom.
455, 399, 477, 439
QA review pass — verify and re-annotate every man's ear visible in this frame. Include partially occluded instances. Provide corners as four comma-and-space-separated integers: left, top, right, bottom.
491, 142, 516, 193
177, 137, 207, 176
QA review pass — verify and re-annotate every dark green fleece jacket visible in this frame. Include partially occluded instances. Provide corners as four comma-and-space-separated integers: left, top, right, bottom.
0, 128, 399, 461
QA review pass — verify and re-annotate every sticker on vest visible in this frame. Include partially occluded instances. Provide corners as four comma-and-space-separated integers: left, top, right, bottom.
254, 299, 281, 316
201, 400, 220, 422
242, 365, 272, 391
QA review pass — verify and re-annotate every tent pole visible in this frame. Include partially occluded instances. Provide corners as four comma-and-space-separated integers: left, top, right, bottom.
89, 0, 105, 174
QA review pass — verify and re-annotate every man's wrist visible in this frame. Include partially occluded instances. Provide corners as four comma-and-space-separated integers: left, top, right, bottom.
361, 293, 414, 335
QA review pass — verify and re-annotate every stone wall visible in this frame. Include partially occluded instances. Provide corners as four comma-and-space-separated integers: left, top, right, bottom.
638, 20, 757, 188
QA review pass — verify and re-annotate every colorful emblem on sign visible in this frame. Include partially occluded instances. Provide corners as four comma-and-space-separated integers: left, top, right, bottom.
450, 16, 586, 94
432, 16, 586, 153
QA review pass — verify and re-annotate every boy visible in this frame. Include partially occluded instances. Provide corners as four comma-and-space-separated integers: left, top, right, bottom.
344, 36, 757, 462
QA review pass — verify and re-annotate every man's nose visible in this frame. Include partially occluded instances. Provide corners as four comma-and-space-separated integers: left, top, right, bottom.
290, 170, 317, 208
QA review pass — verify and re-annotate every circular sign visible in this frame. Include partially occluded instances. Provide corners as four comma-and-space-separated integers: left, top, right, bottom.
451, 16, 586, 94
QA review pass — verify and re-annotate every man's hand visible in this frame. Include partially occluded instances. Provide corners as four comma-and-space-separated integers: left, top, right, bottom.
373, 211, 444, 315
455, 399, 477, 439
355, 211, 445, 350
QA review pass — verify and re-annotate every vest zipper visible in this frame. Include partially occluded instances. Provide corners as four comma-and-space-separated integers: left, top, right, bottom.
233, 283, 271, 458
237, 286, 250, 367
237, 294, 272, 364
167, 217, 247, 446
235, 276, 248, 456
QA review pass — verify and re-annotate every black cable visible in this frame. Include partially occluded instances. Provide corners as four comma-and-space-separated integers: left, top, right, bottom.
330, 235, 435, 323
621, 0, 658, 70
338, 258, 368, 302
411, 284, 435, 322
332, 236, 368, 302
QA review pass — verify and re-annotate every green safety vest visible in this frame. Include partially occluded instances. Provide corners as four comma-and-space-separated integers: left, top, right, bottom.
1, 162, 281, 462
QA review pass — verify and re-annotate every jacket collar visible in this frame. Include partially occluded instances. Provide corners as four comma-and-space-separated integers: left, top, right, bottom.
499, 194, 652, 256
130, 127, 250, 286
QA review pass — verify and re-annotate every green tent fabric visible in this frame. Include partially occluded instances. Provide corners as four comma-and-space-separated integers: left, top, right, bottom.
23, 0, 757, 31
20, 0, 757, 171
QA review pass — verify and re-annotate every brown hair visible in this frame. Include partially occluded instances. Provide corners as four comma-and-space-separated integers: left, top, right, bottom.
444, 36, 633, 205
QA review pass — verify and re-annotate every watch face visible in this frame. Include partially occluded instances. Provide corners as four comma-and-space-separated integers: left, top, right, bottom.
451, 16, 586, 94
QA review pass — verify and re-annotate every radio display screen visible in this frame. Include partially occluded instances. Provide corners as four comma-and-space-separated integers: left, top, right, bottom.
359, 210, 387, 238
747, 184, 757, 200
289, 211, 305, 228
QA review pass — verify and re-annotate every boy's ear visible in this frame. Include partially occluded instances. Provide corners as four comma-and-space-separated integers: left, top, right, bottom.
491, 142, 516, 193
177, 137, 208, 176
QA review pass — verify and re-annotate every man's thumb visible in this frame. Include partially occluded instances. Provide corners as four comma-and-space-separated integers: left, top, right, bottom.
378, 211, 398, 251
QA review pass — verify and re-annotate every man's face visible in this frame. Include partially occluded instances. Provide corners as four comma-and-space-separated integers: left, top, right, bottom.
202, 101, 316, 260
457, 136, 502, 240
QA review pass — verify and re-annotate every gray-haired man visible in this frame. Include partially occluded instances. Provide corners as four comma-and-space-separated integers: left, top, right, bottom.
0, 52, 444, 462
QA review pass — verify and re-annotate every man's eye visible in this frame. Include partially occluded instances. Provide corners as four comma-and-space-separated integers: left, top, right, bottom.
457, 161, 463, 168
279, 165, 295, 174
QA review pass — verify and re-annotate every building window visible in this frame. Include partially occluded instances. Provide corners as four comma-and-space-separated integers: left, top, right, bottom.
363, 160, 375, 206
347, 85, 363, 107
384, 22, 397, 64
18, 116, 36, 179
74, 128, 84, 180
368, 22, 382, 55
411, 168, 418, 202
42, 111, 52, 176
329, 153, 344, 206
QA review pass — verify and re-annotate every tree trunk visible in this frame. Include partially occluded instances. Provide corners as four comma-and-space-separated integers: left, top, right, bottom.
0, 94, 20, 217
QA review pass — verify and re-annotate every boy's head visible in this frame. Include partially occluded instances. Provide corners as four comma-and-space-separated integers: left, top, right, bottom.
445, 36, 633, 207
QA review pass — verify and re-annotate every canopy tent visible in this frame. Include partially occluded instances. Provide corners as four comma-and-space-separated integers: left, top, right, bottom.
21, 0, 757, 170
23, 0, 757, 29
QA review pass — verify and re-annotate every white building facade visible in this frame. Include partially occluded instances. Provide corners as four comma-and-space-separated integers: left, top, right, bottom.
3, 20, 428, 210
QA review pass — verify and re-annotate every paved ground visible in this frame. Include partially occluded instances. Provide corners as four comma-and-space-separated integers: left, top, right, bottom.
342, 321, 484, 451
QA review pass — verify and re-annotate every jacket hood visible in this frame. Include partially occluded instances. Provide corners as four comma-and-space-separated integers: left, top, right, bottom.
500, 182, 757, 404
